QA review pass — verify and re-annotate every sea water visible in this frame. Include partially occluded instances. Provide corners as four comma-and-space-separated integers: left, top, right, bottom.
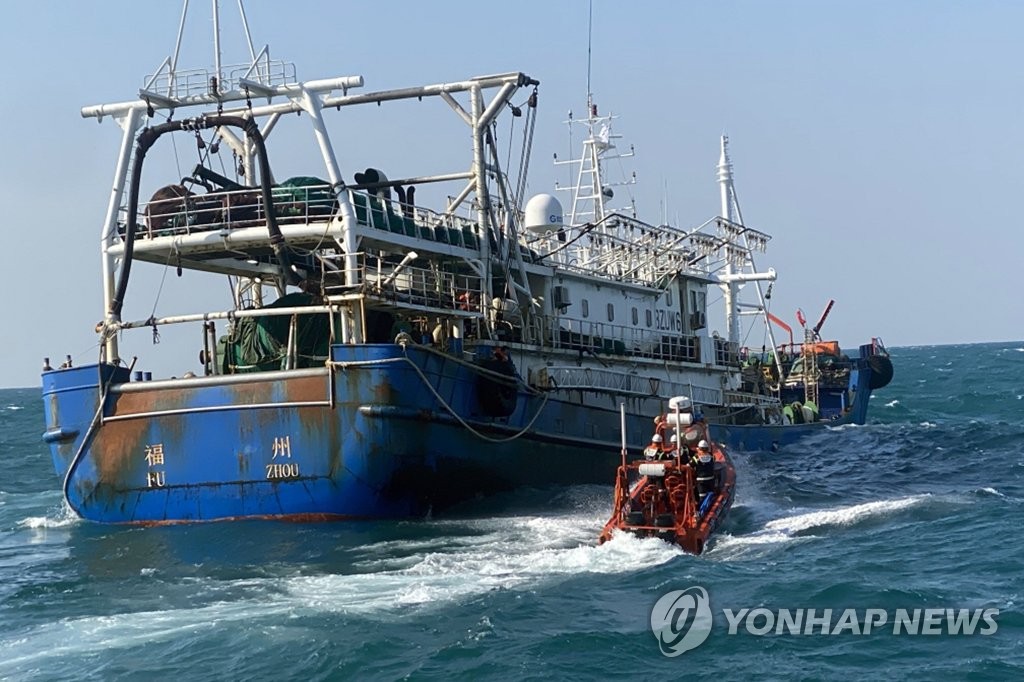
1, 342, 1021, 680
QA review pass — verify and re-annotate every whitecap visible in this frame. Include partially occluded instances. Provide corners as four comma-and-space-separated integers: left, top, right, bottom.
762, 495, 929, 536
284, 526, 683, 615
18, 516, 78, 529
708, 529, 809, 555
885, 399, 900, 407
919, 421, 937, 428
825, 423, 863, 432
5, 405, 23, 411
0, 599, 294, 673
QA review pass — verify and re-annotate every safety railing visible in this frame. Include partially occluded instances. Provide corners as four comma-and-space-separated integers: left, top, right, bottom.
144, 60, 297, 101
540, 316, 701, 364
537, 365, 723, 405
121, 181, 338, 239
121, 183, 502, 252
347, 255, 483, 312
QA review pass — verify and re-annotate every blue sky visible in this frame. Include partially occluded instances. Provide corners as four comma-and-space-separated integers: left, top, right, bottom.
1, 1, 1021, 387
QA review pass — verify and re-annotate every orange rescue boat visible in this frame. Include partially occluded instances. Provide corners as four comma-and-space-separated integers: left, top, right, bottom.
598, 401, 736, 554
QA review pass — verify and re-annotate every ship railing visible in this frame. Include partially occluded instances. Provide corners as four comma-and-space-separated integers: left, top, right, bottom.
722, 390, 782, 407
346, 189, 491, 250
124, 181, 339, 240
539, 316, 701, 364
327, 254, 483, 314
350, 190, 547, 264
123, 183, 498, 251
143, 60, 298, 101
110, 302, 349, 375
536, 365, 723, 405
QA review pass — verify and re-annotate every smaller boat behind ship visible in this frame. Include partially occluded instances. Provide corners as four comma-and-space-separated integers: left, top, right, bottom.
599, 399, 736, 554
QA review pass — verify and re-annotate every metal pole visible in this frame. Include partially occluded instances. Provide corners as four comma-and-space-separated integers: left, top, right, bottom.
169, 0, 189, 96
620, 402, 627, 467
100, 108, 144, 363
236, 0, 257, 62
299, 86, 361, 342
212, 0, 222, 90
471, 85, 493, 331
718, 136, 740, 347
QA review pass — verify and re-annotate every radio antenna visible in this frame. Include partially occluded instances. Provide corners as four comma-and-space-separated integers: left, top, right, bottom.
586, 0, 593, 107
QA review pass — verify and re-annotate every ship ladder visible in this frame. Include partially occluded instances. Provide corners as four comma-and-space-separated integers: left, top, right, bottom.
802, 327, 819, 406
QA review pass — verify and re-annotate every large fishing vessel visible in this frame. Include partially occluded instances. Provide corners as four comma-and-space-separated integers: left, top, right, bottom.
40, 4, 891, 523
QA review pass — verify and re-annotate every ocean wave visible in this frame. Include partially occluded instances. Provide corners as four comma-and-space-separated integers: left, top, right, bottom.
824, 423, 864, 432
18, 504, 80, 529
264, 508, 683, 615
704, 495, 933, 561
351, 516, 680, 606
762, 495, 930, 535
0, 599, 294, 673
885, 399, 900, 407
708, 528, 812, 556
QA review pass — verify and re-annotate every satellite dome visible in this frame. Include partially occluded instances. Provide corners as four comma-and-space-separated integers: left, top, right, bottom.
524, 194, 563, 234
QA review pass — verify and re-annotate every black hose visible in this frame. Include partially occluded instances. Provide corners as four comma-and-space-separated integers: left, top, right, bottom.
111, 115, 300, 319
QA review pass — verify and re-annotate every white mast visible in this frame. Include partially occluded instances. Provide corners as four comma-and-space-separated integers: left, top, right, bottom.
716, 135, 785, 384
212, 0, 222, 93
718, 136, 741, 347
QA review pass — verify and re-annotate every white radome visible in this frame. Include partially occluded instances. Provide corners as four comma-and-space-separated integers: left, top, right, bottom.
524, 194, 564, 234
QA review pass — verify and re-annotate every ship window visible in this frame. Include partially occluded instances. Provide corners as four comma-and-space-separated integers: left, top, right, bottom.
607, 304, 615, 322
632, 307, 638, 325
646, 310, 653, 327
666, 289, 673, 306
691, 290, 706, 313
582, 299, 589, 318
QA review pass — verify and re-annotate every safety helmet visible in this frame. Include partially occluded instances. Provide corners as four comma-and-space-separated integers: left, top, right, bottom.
670, 434, 678, 443
698, 439, 710, 449
652, 434, 663, 443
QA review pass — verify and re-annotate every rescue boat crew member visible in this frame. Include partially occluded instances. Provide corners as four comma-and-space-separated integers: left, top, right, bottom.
692, 440, 715, 498
644, 433, 664, 460
653, 415, 669, 444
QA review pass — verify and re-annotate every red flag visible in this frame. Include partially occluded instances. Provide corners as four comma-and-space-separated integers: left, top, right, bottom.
796, 309, 806, 327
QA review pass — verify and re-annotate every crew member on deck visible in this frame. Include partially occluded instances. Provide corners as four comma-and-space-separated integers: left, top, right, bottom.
653, 415, 668, 444
644, 433, 664, 460
692, 439, 715, 500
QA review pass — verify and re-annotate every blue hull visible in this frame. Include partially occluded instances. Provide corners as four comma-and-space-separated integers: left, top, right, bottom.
41, 344, 882, 523
711, 360, 876, 452
42, 346, 631, 523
